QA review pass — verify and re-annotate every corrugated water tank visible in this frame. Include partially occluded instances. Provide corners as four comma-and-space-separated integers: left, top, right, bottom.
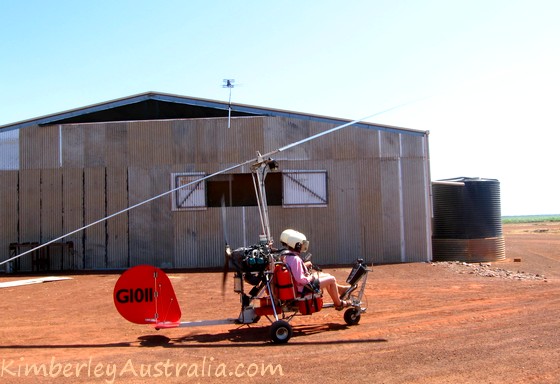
432, 177, 505, 262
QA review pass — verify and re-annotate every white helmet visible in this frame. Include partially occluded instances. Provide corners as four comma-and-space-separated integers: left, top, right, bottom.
280, 229, 309, 252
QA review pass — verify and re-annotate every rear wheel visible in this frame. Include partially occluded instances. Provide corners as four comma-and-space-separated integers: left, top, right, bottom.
270, 320, 293, 344
344, 307, 361, 325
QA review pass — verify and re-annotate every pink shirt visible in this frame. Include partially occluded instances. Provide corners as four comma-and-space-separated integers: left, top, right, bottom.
284, 253, 312, 292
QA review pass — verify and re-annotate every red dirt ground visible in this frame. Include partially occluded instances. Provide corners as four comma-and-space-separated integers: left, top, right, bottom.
1, 222, 559, 383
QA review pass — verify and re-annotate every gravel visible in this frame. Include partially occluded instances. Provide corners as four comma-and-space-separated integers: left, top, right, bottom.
431, 261, 547, 281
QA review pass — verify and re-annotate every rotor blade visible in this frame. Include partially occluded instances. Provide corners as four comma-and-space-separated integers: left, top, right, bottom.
259, 103, 413, 159
1, 159, 256, 266
0, 106, 405, 267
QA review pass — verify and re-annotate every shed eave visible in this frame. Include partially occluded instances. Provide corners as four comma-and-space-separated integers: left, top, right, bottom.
0, 91, 428, 137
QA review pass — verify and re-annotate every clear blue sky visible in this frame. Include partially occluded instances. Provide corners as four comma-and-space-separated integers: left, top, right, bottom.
1, 0, 558, 215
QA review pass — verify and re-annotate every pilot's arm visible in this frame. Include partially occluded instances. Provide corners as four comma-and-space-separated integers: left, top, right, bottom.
286, 256, 313, 287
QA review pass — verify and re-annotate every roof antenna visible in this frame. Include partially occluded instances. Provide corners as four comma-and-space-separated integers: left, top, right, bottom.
222, 79, 235, 128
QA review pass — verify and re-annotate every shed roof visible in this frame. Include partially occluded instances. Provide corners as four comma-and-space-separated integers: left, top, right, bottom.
0, 91, 426, 136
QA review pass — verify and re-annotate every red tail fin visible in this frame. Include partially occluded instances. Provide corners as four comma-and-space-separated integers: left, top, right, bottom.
113, 265, 181, 326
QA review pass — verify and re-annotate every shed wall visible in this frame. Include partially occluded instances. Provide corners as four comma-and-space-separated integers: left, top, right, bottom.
0, 172, 18, 268
1, 116, 431, 271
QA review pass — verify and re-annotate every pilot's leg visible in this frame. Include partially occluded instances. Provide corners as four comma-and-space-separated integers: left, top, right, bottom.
317, 274, 343, 308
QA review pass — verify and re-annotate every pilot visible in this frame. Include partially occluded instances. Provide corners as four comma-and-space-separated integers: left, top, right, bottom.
279, 229, 349, 310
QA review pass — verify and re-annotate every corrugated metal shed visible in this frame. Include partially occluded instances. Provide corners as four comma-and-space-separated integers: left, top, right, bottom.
0, 93, 431, 271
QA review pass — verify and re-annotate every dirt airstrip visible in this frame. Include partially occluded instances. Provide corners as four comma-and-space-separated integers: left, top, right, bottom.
1, 222, 559, 383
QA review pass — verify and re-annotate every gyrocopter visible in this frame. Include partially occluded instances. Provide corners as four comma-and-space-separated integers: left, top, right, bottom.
113, 120, 373, 344
0, 112, 376, 344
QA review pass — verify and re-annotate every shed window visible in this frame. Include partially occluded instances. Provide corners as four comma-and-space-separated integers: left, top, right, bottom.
206, 173, 282, 207
282, 170, 328, 207
171, 173, 206, 210
171, 170, 326, 210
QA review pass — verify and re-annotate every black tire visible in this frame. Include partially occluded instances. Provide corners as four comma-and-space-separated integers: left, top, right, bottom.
270, 320, 293, 344
344, 307, 361, 325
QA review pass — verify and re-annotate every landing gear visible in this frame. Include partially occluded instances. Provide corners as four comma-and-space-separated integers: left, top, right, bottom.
270, 320, 293, 344
344, 307, 361, 325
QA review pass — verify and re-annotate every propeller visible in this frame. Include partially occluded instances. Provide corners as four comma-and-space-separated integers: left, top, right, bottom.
222, 243, 232, 295
221, 194, 231, 294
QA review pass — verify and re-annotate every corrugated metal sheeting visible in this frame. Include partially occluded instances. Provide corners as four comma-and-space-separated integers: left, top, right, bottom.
0, 131, 19, 170
0, 116, 431, 271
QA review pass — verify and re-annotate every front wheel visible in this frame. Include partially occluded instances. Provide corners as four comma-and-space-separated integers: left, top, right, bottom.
344, 307, 361, 325
270, 320, 293, 344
